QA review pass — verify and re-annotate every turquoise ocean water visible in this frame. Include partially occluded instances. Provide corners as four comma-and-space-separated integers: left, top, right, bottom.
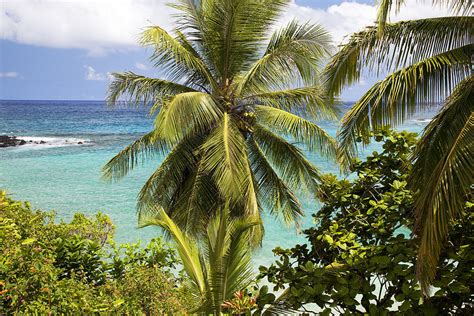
0, 100, 431, 266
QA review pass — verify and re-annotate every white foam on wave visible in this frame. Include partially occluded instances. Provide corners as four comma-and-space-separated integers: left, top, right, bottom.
14, 136, 92, 150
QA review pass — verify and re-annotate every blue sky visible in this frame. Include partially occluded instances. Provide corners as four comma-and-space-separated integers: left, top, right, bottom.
0, 0, 449, 101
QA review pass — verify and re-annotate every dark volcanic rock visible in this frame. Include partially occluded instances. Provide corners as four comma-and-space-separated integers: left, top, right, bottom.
0, 135, 51, 148
0, 135, 25, 148
77, 141, 83, 145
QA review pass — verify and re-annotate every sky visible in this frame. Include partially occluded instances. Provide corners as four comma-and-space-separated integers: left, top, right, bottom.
0, 0, 451, 101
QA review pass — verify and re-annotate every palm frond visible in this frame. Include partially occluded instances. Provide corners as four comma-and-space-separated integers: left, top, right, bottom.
173, 29, 217, 91
410, 74, 474, 293
242, 162, 260, 220
200, 113, 252, 203
376, 0, 471, 31
253, 124, 321, 193
154, 92, 223, 142
142, 204, 258, 314
162, 164, 220, 236
238, 20, 331, 94
107, 72, 196, 106
244, 85, 339, 121
376, 0, 397, 32
204, 210, 228, 311
202, 207, 259, 311
169, 0, 205, 41
138, 206, 206, 294
136, 132, 205, 213
248, 138, 303, 225
439, 0, 472, 16
141, 26, 218, 91
256, 105, 338, 160
169, 0, 219, 82
325, 17, 473, 96
221, 215, 260, 298
338, 45, 472, 158
102, 130, 169, 182
181, 161, 219, 233
196, 0, 288, 82
174, 29, 201, 57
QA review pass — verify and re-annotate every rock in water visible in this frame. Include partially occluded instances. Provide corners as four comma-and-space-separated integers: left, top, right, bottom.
0, 135, 25, 148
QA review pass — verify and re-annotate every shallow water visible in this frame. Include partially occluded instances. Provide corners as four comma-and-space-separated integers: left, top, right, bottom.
0, 100, 431, 266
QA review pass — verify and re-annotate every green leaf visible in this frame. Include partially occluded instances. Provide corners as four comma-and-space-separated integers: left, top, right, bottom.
323, 235, 334, 244
395, 294, 405, 302
402, 282, 410, 294
21, 238, 36, 245
113, 299, 125, 307
400, 300, 411, 312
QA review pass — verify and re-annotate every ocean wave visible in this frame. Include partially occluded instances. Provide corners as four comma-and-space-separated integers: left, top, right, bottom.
14, 136, 92, 150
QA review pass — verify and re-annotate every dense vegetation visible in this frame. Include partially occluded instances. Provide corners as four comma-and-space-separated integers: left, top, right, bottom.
0, 192, 192, 314
260, 131, 473, 314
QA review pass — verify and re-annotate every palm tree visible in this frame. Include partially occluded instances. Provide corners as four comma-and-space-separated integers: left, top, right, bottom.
139, 205, 259, 314
324, 0, 472, 292
103, 0, 338, 242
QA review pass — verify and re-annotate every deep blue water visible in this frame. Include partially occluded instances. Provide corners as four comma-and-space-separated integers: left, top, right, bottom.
0, 100, 430, 266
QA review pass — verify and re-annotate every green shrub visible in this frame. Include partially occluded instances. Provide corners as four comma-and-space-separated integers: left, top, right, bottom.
116, 265, 193, 314
0, 191, 190, 314
259, 131, 473, 314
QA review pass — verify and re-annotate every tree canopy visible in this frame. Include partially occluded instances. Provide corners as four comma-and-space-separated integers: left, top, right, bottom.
104, 0, 339, 242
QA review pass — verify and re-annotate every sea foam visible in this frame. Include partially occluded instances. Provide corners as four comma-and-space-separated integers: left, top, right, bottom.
15, 136, 92, 150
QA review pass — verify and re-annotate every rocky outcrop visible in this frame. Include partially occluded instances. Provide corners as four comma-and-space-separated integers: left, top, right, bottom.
0, 136, 87, 148
0, 135, 27, 148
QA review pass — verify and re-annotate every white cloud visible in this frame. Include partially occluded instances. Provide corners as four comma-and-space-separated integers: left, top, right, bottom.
135, 62, 148, 70
84, 65, 106, 81
0, 0, 452, 54
0, 71, 19, 78
0, 0, 176, 55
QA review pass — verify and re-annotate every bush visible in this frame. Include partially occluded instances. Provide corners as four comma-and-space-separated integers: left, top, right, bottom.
0, 191, 190, 314
259, 131, 473, 314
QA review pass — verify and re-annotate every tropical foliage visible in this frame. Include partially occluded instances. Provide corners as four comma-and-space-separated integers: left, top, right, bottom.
103, 0, 338, 241
324, 0, 473, 289
260, 131, 474, 314
0, 192, 191, 314
139, 205, 259, 314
